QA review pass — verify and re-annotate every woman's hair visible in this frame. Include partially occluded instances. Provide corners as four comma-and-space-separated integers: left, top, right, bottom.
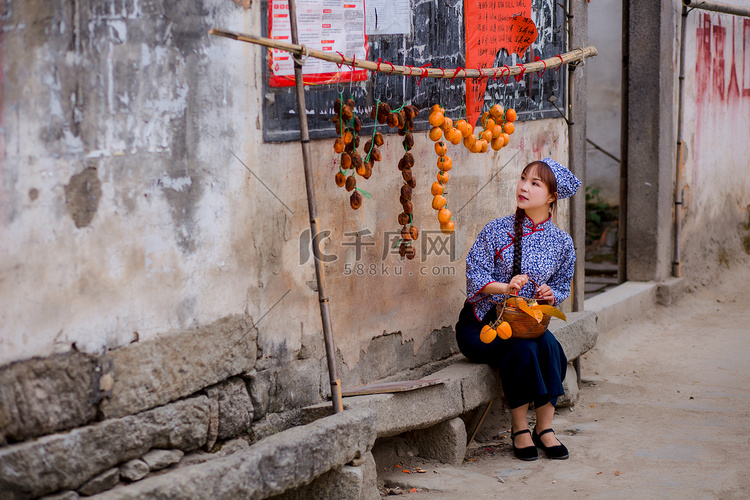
512, 161, 559, 276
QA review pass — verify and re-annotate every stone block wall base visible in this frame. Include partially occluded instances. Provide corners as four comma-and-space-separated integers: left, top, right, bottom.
0, 396, 209, 498
100, 316, 256, 421
269, 451, 379, 500
0, 350, 102, 443
40, 491, 80, 500
118, 460, 149, 482
142, 449, 183, 471
406, 417, 467, 466
77, 468, 119, 496
84, 408, 375, 500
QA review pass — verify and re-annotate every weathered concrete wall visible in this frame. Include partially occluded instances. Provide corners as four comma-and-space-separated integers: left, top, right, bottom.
588, 1, 750, 280
624, 0, 676, 282
0, 0, 571, 373
585, 0, 621, 205
680, 7, 750, 276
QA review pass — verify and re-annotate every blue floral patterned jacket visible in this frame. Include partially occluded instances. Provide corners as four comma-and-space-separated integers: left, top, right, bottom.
465, 214, 576, 321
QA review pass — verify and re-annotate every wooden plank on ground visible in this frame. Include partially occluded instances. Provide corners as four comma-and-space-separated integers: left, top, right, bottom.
341, 378, 448, 397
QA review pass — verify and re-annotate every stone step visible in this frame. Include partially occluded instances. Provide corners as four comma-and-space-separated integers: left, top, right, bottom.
585, 260, 619, 275
89, 408, 377, 500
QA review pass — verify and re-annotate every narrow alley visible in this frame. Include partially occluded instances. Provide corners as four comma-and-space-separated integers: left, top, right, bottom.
381, 259, 750, 498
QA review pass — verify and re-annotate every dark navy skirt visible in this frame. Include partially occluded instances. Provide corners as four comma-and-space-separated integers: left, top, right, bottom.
455, 300, 567, 409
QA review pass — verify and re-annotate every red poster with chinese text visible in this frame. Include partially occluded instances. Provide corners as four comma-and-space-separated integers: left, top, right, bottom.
464, 0, 538, 126
269, 0, 369, 87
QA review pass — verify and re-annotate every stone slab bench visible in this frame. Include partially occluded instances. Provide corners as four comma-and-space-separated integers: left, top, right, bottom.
335, 360, 501, 439
318, 309, 597, 438
299, 308, 599, 469
321, 281, 659, 447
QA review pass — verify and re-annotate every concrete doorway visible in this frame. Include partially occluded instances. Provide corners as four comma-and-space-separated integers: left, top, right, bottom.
584, 0, 622, 298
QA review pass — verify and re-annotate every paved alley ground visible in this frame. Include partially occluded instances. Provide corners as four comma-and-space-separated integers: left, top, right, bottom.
380, 260, 750, 498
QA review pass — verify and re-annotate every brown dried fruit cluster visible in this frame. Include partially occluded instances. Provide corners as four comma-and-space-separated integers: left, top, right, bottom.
393, 104, 421, 259
332, 97, 370, 210
362, 130, 384, 174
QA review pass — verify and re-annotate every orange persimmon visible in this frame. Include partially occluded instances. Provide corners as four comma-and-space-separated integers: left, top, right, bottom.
437, 208, 452, 224
432, 195, 447, 210
437, 156, 452, 171
429, 127, 443, 141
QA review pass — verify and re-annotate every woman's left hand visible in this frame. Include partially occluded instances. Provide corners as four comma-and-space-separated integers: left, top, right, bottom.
535, 284, 555, 304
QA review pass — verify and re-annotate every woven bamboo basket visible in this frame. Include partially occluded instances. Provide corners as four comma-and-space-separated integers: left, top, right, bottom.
495, 296, 551, 339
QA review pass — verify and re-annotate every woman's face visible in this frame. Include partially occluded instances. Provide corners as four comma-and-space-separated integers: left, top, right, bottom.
516, 165, 555, 210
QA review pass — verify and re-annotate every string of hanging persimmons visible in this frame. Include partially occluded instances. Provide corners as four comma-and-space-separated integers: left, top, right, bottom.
208, 28, 597, 261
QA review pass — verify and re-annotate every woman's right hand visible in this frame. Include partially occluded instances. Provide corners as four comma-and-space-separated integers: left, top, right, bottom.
507, 274, 528, 294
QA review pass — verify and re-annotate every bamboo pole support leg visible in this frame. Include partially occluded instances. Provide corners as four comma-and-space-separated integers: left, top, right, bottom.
331, 379, 343, 413
465, 399, 496, 456
573, 357, 582, 388
287, 0, 342, 414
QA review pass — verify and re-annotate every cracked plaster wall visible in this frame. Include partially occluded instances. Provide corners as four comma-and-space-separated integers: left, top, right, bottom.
0, 0, 569, 371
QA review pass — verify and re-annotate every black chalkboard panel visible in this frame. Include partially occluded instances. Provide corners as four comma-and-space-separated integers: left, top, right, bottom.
261, 0, 567, 143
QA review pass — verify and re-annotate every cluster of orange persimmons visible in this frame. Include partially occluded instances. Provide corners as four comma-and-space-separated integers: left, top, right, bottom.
479, 296, 567, 343
426, 104, 518, 235
430, 135, 454, 235
428, 104, 517, 153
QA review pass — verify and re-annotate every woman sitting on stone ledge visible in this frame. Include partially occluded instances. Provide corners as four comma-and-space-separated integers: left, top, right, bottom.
455, 157, 580, 461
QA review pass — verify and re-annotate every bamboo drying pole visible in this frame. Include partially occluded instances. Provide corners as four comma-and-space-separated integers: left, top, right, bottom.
683, 0, 750, 17
287, 0, 343, 413
208, 28, 598, 80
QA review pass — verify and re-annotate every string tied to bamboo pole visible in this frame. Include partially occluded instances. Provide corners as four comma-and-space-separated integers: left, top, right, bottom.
555, 54, 564, 71
416, 63, 431, 87
291, 44, 309, 66
534, 55, 548, 77
450, 67, 465, 83
501, 65, 511, 84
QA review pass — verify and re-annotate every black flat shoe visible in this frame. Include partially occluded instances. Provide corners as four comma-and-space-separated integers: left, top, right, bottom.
532, 427, 569, 460
510, 429, 538, 461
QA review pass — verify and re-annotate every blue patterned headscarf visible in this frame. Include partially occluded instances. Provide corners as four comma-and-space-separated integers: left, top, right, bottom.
540, 157, 582, 200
